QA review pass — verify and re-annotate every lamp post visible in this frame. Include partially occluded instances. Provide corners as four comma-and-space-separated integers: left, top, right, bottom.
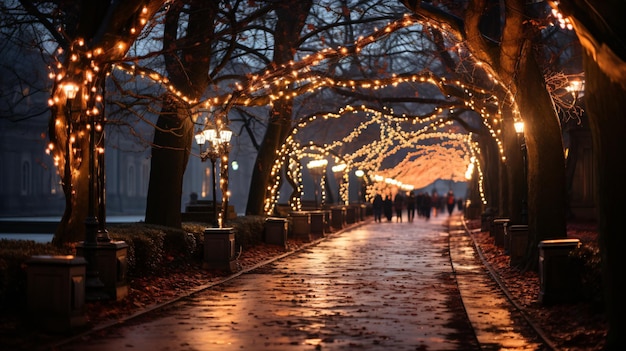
64, 81, 109, 300
331, 162, 347, 205
306, 159, 328, 209
355, 169, 365, 204
195, 123, 232, 228
514, 120, 528, 224
195, 117, 237, 272
62, 83, 79, 203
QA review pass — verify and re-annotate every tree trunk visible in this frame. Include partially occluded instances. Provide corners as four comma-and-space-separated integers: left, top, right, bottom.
52, 102, 90, 244
246, 120, 285, 215
583, 51, 626, 349
46, 1, 163, 245
145, 100, 193, 228
517, 43, 567, 268
143, 0, 216, 226
245, 0, 312, 215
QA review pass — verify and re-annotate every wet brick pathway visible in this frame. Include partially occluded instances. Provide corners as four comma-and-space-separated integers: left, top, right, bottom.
55, 213, 545, 351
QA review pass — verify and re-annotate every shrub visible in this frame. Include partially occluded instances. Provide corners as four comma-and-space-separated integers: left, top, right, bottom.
182, 222, 207, 260
0, 216, 271, 309
570, 242, 603, 307
228, 216, 265, 250
107, 223, 165, 277
162, 227, 196, 262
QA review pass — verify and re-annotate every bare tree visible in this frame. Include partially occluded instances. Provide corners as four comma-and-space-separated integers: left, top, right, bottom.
400, 0, 570, 266
551, 0, 626, 347
3, 0, 165, 244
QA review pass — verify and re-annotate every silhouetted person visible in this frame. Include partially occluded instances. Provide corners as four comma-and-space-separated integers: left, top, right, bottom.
447, 190, 455, 216
416, 192, 424, 217
394, 192, 404, 222
372, 193, 383, 223
406, 191, 416, 222
383, 195, 393, 222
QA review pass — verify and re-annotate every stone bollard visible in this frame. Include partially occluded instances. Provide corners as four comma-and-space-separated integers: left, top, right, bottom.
331, 206, 345, 230
264, 217, 288, 249
203, 227, 238, 273
308, 211, 325, 238
27, 255, 87, 332
538, 238, 581, 304
508, 225, 529, 267
492, 218, 509, 247
76, 240, 129, 301
289, 211, 312, 242
345, 205, 356, 224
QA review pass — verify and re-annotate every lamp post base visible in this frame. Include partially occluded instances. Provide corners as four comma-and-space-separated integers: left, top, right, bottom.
203, 227, 238, 273
77, 240, 129, 301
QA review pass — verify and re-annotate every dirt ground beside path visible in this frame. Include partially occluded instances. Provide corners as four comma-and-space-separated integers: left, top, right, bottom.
464, 218, 607, 351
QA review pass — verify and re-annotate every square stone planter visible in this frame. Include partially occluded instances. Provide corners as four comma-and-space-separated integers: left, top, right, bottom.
265, 217, 288, 249
538, 238, 581, 304
27, 255, 87, 332
308, 211, 325, 238
492, 218, 509, 247
289, 211, 311, 242
508, 225, 528, 266
204, 227, 238, 273
76, 240, 129, 301
331, 206, 346, 230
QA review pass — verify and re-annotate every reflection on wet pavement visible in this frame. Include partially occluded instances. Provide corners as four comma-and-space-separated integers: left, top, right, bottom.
56, 215, 515, 350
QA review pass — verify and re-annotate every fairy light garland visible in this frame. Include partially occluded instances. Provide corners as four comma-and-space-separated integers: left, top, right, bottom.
42, 8, 520, 214
262, 103, 483, 214
45, 5, 157, 182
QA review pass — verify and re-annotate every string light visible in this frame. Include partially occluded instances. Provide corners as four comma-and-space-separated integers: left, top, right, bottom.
44, 8, 516, 215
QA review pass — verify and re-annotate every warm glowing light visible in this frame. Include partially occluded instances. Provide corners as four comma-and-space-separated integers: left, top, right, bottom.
514, 121, 524, 134
63, 82, 79, 100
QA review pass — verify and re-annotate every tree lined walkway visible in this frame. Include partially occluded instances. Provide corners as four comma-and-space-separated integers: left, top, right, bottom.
54, 214, 546, 351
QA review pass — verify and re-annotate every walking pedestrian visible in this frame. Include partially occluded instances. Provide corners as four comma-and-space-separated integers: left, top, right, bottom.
383, 195, 393, 222
416, 192, 424, 217
431, 190, 439, 217
457, 197, 464, 211
394, 192, 404, 222
447, 190, 455, 216
372, 193, 383, 223
406, 191, 416, 222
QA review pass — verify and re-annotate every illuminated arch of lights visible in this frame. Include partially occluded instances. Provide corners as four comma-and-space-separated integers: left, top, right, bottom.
261, 103, 483, 215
